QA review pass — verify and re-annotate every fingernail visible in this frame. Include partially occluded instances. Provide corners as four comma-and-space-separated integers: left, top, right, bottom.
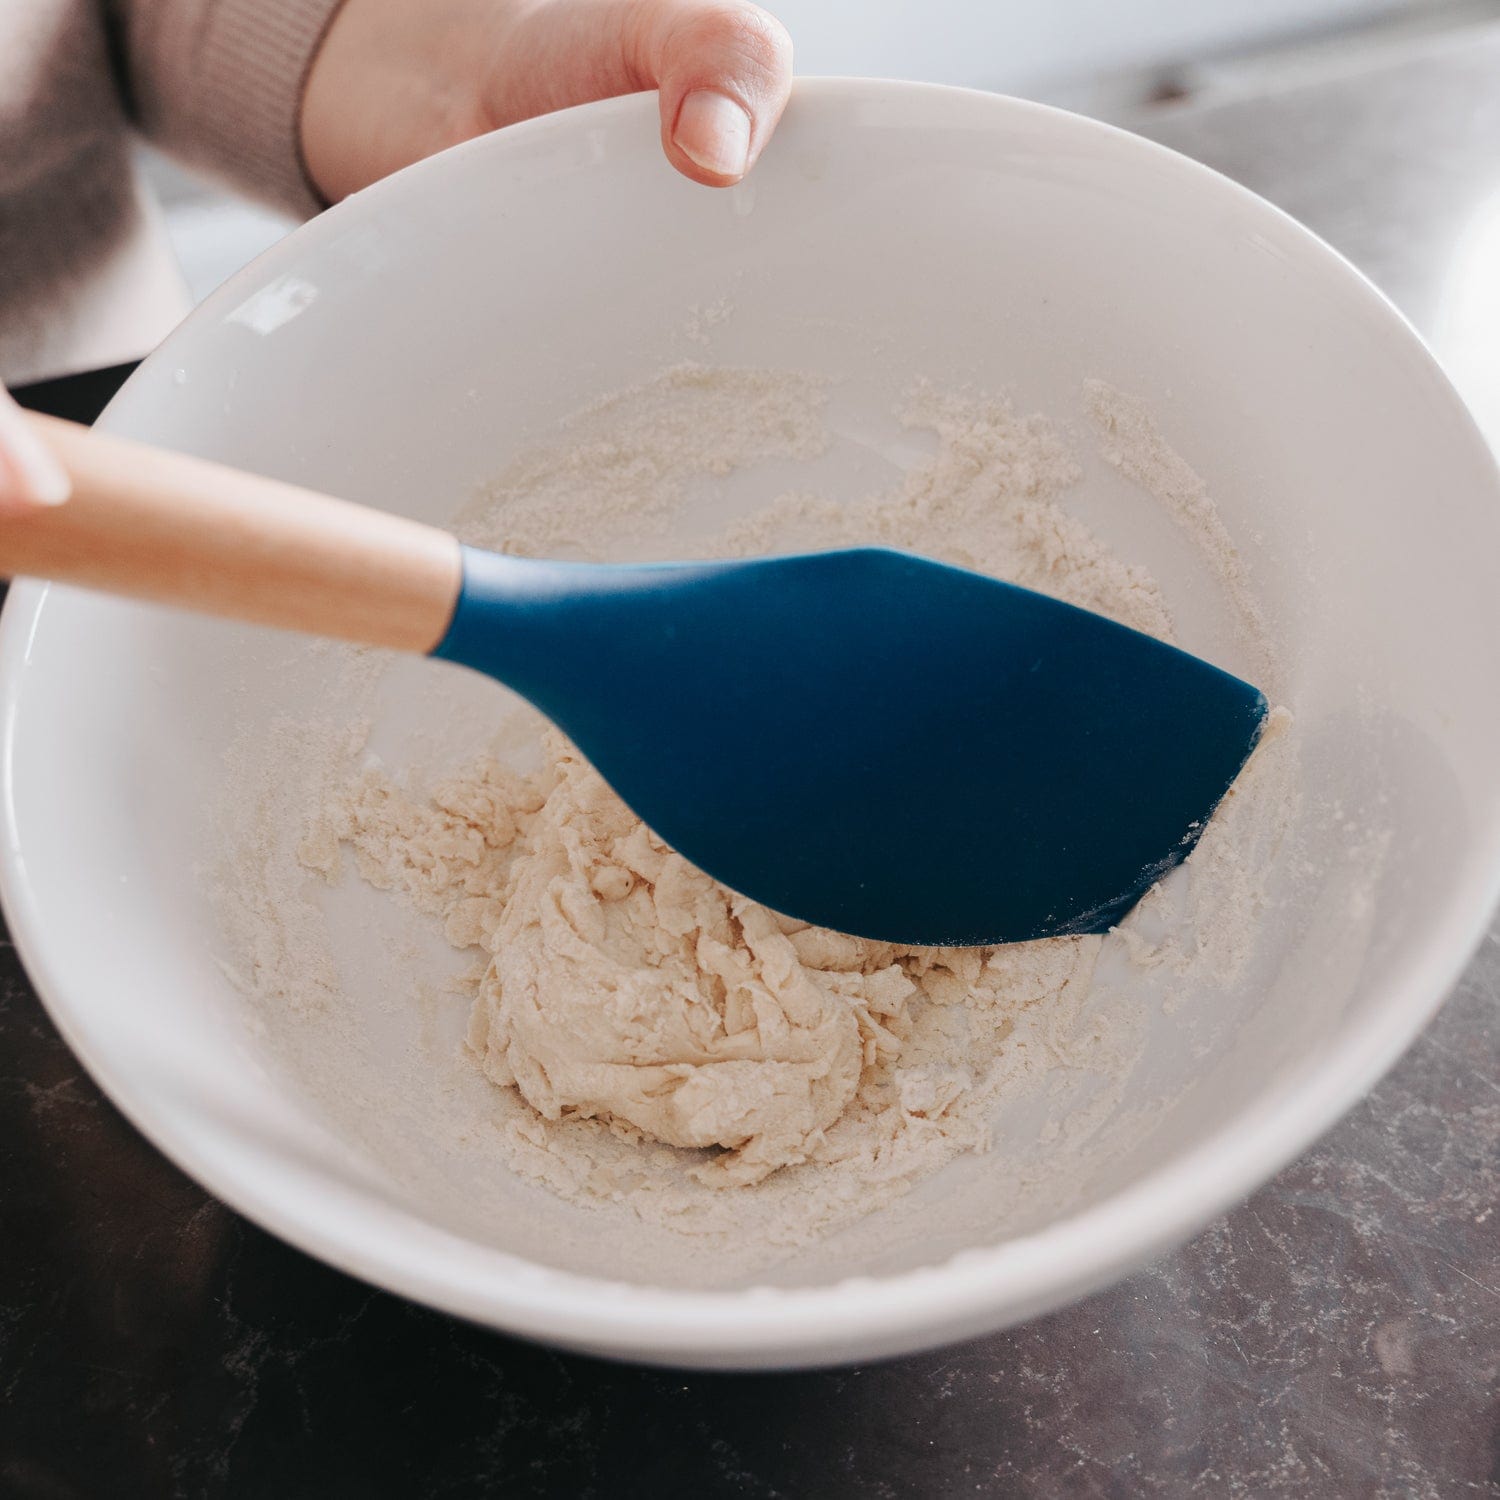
0, 405, 70, 506
674, 90, 753, 180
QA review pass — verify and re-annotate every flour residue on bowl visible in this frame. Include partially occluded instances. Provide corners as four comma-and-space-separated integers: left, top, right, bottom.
261, 367, 1296, 1256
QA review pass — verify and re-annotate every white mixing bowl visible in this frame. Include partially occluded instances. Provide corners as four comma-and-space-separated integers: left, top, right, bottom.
4, 81, 1499, 1369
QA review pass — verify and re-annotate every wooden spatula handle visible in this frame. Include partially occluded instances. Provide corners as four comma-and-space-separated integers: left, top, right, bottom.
0, 414, 462, 654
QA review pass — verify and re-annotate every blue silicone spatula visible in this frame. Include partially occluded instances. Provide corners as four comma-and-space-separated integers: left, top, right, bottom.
7, 416, 1268, 946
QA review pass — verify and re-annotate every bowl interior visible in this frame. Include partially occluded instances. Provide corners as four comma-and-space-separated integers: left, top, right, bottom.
6, 83, 1499, 1363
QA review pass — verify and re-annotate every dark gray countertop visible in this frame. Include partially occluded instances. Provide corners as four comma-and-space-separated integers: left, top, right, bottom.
3, 29, 1499, 1500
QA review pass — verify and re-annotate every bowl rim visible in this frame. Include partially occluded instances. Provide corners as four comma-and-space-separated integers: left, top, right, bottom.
5, 76, 1499, 1367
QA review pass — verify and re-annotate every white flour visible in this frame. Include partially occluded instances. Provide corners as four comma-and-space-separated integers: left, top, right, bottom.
239, 367, 1297, 1262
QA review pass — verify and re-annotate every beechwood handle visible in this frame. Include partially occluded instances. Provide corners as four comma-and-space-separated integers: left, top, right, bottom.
0, 414, 463, 654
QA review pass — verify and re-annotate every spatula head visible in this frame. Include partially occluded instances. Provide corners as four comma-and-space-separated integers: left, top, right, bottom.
436, 547, 1267, 946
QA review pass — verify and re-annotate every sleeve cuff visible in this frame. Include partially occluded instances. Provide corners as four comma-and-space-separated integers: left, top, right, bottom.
127, 0, 348, 218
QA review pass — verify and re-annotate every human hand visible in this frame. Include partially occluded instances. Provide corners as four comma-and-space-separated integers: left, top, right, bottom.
0, 391, 70, 517
301, 0, 793, 203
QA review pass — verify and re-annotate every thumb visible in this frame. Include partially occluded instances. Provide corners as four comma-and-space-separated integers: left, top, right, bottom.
0, 389, 70, 516
643, 1, 793, 185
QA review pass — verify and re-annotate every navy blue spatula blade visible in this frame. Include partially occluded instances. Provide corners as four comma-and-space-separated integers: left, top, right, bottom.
435, 546, 1267, 946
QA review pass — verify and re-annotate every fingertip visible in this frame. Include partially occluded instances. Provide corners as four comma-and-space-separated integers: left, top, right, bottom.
654, 2, 793, 186
672, 88, 753, 182
0, 403, 72, 509
0, 479, 68, 516
26, 467, 72, 507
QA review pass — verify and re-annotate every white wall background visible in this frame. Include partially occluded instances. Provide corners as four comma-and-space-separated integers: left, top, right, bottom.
151, 0, 1487, 309
771, 0, 1441, 94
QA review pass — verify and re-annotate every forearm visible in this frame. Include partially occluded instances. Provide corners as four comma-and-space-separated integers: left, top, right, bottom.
107, 0, 346, 216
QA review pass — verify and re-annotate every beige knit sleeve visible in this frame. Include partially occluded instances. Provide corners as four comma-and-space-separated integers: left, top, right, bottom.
109, 0, 348, 217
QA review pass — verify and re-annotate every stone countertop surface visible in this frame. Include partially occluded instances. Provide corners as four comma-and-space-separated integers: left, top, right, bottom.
2, 27, 1498, 1500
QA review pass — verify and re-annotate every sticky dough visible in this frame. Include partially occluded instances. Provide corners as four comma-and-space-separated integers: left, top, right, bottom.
472, 741, 920, 1185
